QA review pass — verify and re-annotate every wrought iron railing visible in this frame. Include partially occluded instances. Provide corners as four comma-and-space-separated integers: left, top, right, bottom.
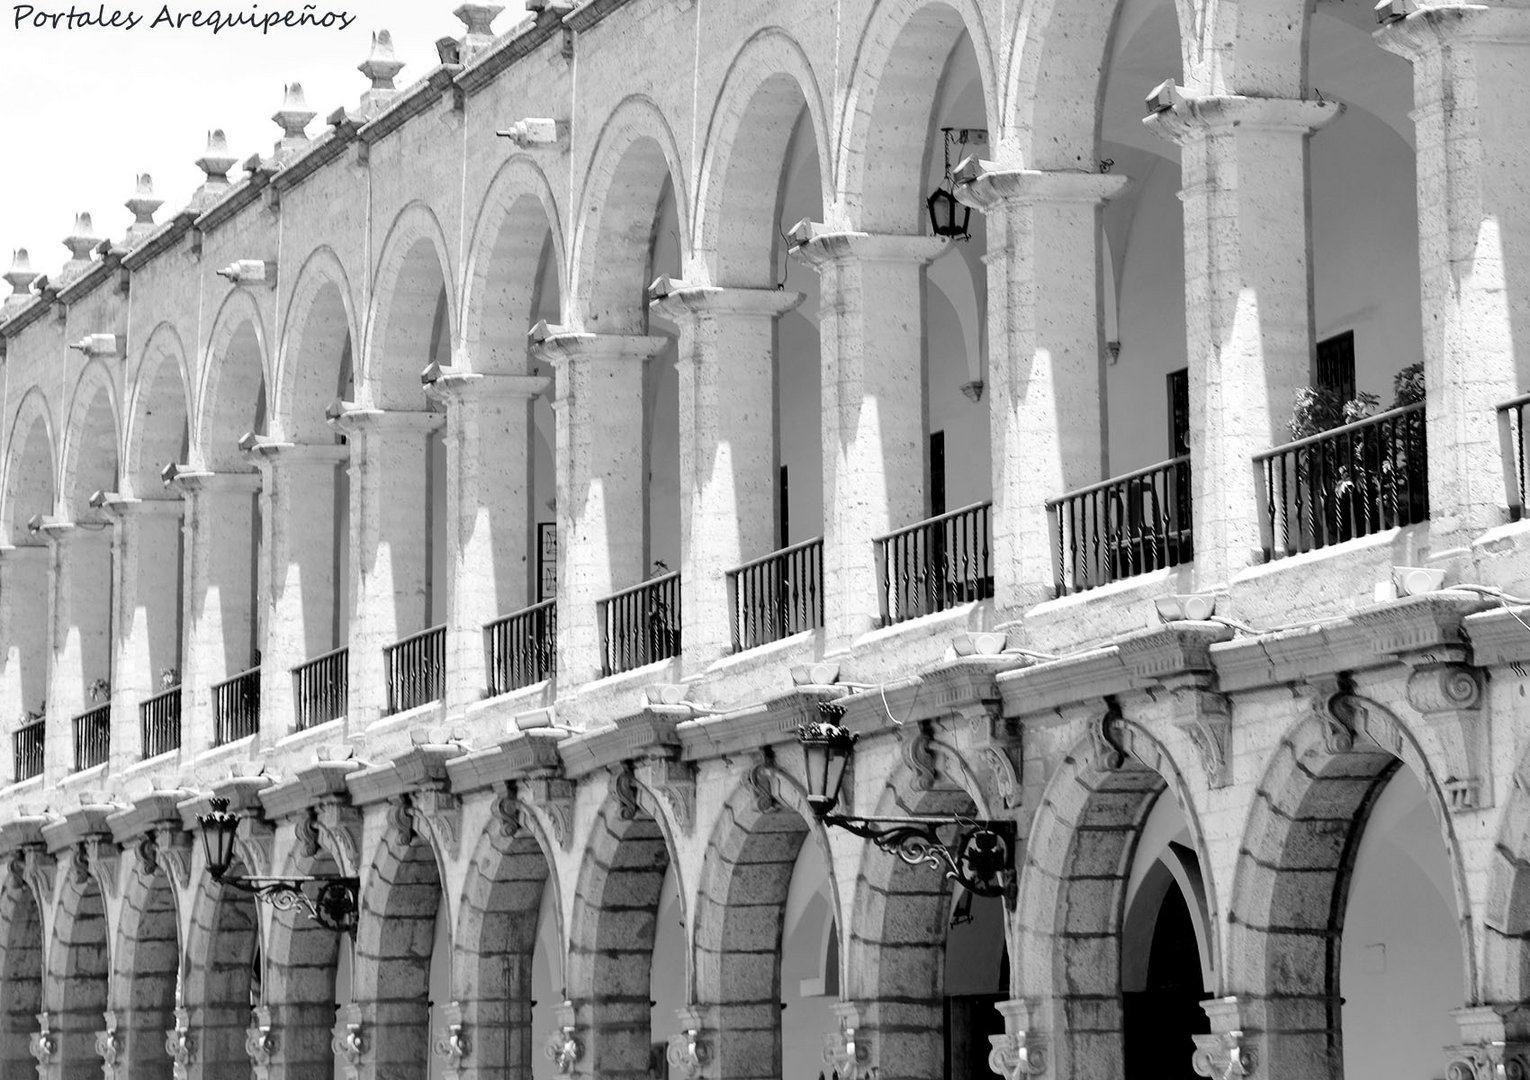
139, 686, 181, 758
1046, 458, 1192, 595
1499, 393, 1530, 520
726, 537, 824, 651
874, 503, 993, 625
1255, 403, 1427, 559
384, 625, 446, 715
213, 668, 260, 745
12, 720, 43, 782
598, 572, 681, 677
293, 646, 348, 731
485, 600, 557, 696
72, 704, 110, 771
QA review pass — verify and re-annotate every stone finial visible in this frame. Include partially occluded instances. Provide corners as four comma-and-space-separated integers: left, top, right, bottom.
3, 249, 38, 315
357, 30, 404, 114
192, 130, 238, 208
123, 174, 162, 246
453, 3, 503, 62
60, 213, 100, 281
272, 82, 316, 158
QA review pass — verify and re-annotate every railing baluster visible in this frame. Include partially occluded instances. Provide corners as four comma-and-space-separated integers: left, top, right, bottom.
1044, 458, 1194, 595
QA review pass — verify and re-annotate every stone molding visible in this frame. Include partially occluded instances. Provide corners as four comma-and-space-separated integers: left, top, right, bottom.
955, 165, 1128, 212
649, 282, 805, 324
787, 224, 948, 270
1144, 92, 1341, 146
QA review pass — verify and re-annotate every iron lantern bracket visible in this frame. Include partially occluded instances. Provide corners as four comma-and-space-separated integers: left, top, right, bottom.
213, 872, 360, 935
818, 812, 1017, 905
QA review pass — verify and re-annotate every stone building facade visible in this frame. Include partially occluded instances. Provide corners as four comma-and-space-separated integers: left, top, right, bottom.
0, 0, 1528, 1078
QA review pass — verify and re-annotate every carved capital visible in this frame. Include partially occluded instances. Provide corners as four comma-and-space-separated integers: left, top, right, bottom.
824, 1002, 874, 1080
987, 999, 1047, 1078
1191, 1031, 1255, 1079
666, 1009, 710, 1080
246, 1007, 277, 1080
1407, 663, 1483, 715
434, 1001, 470, 1077
1444, 1044, 1530, 1080
165, 1007, 194, 1080
331, 1005, 365, 1080
543, 1001, 582, 1074
96, 1011, 123, 1080
31, 1011, 57, 1068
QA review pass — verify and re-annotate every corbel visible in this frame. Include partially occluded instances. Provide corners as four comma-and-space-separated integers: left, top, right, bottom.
543, 1000, 582, 1074
331, 1004, 365, 1080
1404, 658, 1489, 811
409, 787, 462, 858
636, 755, 696, 835
1190, 1031, 1254, 1080
245, 1006, 277, 1079
1303, 672, 1358, 755
434, 1001, 469, 1075
1162, 673, 1233, 789
900, 719, 938, 791
665, 1008, 710, 1080
741, 750, 782, 815
823, 1002, 873, 1080
96, 1011, 123, 1080
507, 777, 575, 850
987, 999, 1047, 1078
962, 705, 1022, 811
313, 801, 362, 872
165, 1006, 193, 1080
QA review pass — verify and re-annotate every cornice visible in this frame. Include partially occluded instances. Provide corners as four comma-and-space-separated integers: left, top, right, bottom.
997, 646, 1126, 719
0, 814, 56, 855
41, 800, 121, 854
676, 685, 846, 761
445, 726, 568, 792
178, 773, 274, 827
357, 65, 462, 148
107, 789, 194, 844
346, 742, 467, 805
559, 705, 691, 779
1464, 605, 1530, 666
258, 759, 364, 821
456, 10, 563, 95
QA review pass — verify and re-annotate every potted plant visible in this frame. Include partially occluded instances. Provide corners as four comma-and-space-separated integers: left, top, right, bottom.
87, 677, 111, 705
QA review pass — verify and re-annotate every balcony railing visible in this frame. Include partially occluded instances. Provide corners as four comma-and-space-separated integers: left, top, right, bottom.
12, 720, 43, 782
873, 503, 993, 625
214, 668, 260, 745
727, 537, 824, 651
1499, 393, 1530, 520
140, 686, 181, 758
1255, 403, 1427, 559
293, 647, 348, 731
385, 625, 446, 715
72, 704, 110, 772
598, 572, 681, 677
1046, 458, 1192, 595
485, 600, 556, 696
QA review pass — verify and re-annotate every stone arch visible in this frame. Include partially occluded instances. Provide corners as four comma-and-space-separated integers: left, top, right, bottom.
1013, 717, 1216, 1079
196, 288, 270, 470
691, 765, 838, 1080
124, 322, 192, 495
275, 246, 358, 442
461, 155, 566, 373
570, 95, 690, 332
694, 28, 832, 286
46, 863, 112, 1080
836, 0, 998, 231
0, 870, 44, 1078
453, 804, 562, 1078
110, 846, 180, 1080
3, 387, 57, 542
59, 360, 121, 517
363, 202, 456, 409
182, 852, 261, 1080
1225, 697, 1474, 1076
565, 772, 685, 1080
1003, 0, 1191, 171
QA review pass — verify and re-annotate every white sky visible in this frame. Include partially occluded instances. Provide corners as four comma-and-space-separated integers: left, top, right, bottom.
0, 0, 465, 277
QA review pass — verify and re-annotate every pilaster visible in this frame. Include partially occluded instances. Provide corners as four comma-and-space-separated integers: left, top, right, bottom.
1145, 93, 1341, 588
789, 228, 947, 642
0, 544, 51, 749
956, 168, 1129, 608
38, 520, 113, 787
650, 285, 804, 667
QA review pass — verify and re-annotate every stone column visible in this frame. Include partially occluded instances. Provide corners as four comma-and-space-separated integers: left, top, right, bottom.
327, 408, 442, 726
39, 521, 113, 785
529, 330, 666, 688
955, 169, 1128, 608
246, 441, 348, 738
98, 496, 182, 765
423, 369, 549, 707
0, 544, 51, 740
1145, 94, 1340, 588
650, 285, 803, 665
173, 470, 261, 756
1377, 4, 1530, 552
789, 228, 947, 642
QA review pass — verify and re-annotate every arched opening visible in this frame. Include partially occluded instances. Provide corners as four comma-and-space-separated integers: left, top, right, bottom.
0, 877, 43, 1076
48, 871, 110, 1080
781, 825, 842, 1080
113, 862, 180, 1079
183, 856, 261, 1079
262, 845, 348, 1077
2, 404, 56, 734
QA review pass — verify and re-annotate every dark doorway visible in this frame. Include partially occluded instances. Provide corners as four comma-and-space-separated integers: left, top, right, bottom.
1122, 880, 1210, 1078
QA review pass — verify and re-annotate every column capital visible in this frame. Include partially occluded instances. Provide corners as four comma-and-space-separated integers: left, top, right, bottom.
956, 165, 1128, 212
649, 281, 804, 323
420, 365, 551, 405
33, 518, 111, 546
786, 223, 949, 270
325, 404, 444, 438
93, 494, 183, 523
1446, 1004, 1530, 1080
1143, 91, 1343, 145
1376, 3, 1530, 64
243, 438, 350, 468
164, 467, 262, 497
527, 324, 668, 364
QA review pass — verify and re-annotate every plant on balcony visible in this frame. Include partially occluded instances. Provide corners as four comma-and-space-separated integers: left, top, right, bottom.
160, 666, 179, 689
87, 677, 111, 705
24, 701, 44, 724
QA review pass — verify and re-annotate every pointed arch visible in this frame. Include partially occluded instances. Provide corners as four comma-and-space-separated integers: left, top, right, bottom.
0, 872, 44, 1078
46, 865, 112, 1080
182, 852, 261, 1080
110, 846, 180, 1080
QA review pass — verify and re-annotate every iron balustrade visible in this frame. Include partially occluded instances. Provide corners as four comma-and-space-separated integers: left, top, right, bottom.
726, 537, 824, 652
72, 704, 110, 771
1255, 402, 1428, 559
139, 686, 182, 758
485, 600, 557, 696
12, 719, 43, 781
1499, 393, 1530, 520
292, 647, 348, 731
384, 625, 446, 715
598, 572, 681, 677
214, 668, 260, 745
1046, 458, 1193, 595
874, 503, 993, 625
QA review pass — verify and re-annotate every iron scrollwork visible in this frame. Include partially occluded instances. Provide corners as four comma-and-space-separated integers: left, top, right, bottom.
217, 873, 359, 934
820, 811, 1016, 900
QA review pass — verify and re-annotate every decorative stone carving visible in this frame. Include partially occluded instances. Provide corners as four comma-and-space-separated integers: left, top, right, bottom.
823, 1002, 873, 1080
1089, 699, 1129, 771
1165, 677, 1232, 788
544, 1001, 582, 1074
434, 1001, 469, 1075
154, 826, 193, 889
638, 757, 696, 834
137, 832, 160, 876
1191, 1031, 1254, 1080
742, 752, 781, 814
517, 778, 575, 849
96, 1011, 123, 1080
387, 794, 416, 846
31, 1011, 57, 1069
315, 802, 361, 871
246, 1006, 277, 1079
165, 1007, 193, 1080
294, 807, 323, 858
613, 762, 643, 821
901, 721, 938, 791
963, 707, 1022, 811
666, 1010, 710, 1080
1407, 662, 1483, 714
987, 1000, 1047, 1078
1305, 673, 1356, 754
410, 788, 461, 856
331, 1004, 364, 1080
78, 834, 119, 897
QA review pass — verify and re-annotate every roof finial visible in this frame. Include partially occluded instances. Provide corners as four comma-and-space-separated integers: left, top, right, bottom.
60, 213, 100, 282
2, 249, 37, 316
272, 82, 317, 159
192, 129, 238, 209
358, 29, 404, 115
453, 4, 503, 62
124, 174, 163, 246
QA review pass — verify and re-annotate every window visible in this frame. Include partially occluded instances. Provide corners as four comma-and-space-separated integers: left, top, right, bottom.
1316, 330, 1357, 402
1167, 369, 1189, 458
